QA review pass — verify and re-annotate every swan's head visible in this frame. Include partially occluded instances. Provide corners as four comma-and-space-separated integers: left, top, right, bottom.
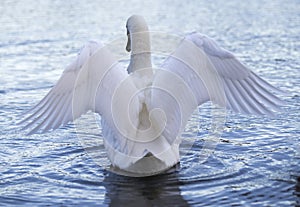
126, 15, 149, 52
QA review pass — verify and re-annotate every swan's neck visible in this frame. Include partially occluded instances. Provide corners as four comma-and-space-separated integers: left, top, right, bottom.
128, 32, 152, 75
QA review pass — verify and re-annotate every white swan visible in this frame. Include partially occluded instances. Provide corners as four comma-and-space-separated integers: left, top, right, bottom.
20, 15, 284, 176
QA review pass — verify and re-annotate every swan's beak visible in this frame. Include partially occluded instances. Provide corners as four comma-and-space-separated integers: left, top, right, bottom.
126, 29, 131, 52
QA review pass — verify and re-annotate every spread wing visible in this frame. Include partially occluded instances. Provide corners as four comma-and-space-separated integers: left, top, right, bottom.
19, 41, 139, 135
150, 32, 285, 139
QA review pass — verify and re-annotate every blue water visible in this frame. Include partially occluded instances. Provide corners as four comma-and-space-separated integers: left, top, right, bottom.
1, 0, 300, 206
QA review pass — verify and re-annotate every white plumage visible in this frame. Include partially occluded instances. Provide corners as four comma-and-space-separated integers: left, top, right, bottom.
20, 15, 284, 176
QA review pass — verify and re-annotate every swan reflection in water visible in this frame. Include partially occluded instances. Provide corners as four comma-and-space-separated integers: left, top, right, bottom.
103, 164, 190, 207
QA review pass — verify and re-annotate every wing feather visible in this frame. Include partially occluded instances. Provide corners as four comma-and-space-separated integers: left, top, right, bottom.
19, 41, 133, 134
152, 32, 285, 127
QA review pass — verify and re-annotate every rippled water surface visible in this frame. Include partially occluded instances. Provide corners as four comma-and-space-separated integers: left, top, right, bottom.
1, 0, 300, 206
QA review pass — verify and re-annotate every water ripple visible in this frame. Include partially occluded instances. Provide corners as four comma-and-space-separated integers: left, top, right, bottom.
0, 0, 299, 206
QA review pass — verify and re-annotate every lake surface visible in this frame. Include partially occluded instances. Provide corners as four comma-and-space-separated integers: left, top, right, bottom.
0, 0, 299, 206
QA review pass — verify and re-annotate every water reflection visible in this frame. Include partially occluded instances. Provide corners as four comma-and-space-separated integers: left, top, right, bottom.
296, 177, 300, 201
103, 164, 189, 207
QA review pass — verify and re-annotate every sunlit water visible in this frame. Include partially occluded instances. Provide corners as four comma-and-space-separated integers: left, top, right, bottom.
1, 0, 299, 206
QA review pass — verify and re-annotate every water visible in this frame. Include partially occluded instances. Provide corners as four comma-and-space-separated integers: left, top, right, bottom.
1, 0, 299, 206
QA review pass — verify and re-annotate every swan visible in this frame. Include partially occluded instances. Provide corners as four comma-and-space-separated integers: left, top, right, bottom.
19, 15, 285, 176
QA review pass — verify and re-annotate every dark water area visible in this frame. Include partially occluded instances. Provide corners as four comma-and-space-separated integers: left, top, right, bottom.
0, 0, 299, 206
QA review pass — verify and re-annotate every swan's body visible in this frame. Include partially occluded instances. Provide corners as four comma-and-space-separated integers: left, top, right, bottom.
20, 15, 284, 176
